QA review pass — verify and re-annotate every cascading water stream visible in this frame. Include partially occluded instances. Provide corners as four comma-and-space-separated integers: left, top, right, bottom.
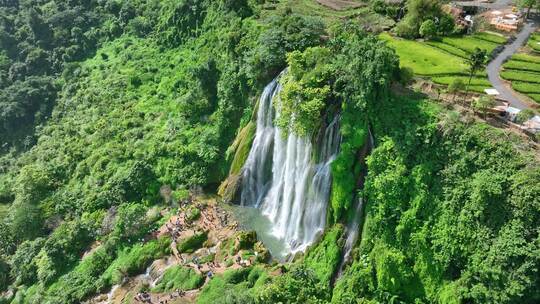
336, 197, 364, 277
335, 127, 375, 278
240, 75, 340, 255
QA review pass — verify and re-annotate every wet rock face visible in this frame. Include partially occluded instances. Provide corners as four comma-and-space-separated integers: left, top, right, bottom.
234, 230, 257, 251
218, 173, 242, 204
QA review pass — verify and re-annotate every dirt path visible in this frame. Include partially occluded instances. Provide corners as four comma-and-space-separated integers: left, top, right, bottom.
87, 198, 260, 304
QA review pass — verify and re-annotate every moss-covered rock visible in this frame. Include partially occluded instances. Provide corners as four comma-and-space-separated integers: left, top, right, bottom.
152, 265, 204, 292
254, 241, 270, 263
304, 224, 345, 284
234, 231, 257, 252
185, 206, 201, 222
218, 121, 256, 203
177, 231, 208, 254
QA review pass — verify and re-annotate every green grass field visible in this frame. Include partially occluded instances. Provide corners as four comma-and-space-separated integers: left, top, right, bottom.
425, 32, 505, 59
426, 41, 469, 58
511, 81, 540, 94
440, 36, 499, 54
473, 32, 507, 44
502, 39, 540, 104
381, 33, 469, 76
528, 33, 540, 52
501, 70, 540, 84
511, 53, 540, 64
527, 93, 540, 102
503, 60, 540, 73
432, 76, 491, 93
381, 32, 499, 93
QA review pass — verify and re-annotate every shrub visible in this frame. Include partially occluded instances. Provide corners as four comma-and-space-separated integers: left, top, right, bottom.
113, 202, 149, 240
186, 206, 201, 222
258, 266, 331, 303
399, 67, 414, 85
101, 237, 172, 286
420, 19, 437, 40
223, 267, 252, 284
515, 109, 535, 124
0, 256, 10, 292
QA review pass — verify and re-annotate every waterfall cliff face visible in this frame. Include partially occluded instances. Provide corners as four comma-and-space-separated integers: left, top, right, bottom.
336, 128, 375, 278
240, 77, 340, 254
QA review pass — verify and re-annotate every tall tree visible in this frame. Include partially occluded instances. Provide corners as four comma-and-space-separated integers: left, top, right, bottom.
517, 0, 540, 18
464, 48, 487, 104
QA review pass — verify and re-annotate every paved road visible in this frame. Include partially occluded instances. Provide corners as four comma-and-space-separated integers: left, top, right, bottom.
486, 19, 537, 109
454, 0, 515, 9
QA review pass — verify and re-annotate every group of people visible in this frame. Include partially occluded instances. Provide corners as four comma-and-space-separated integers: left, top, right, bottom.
165, 215, 187, 242
133, 289, 186, 304
133, 291, 152, 303
235, 255, 251, 268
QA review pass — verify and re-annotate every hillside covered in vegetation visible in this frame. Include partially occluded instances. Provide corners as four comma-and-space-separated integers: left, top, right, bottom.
0, 1, 538, 304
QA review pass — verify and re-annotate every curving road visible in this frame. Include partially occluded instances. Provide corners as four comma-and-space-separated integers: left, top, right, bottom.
486, 19, 537, 109
454, 0, 515, 9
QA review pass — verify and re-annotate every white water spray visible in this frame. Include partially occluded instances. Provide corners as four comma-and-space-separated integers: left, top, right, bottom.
240, 75, 340, 254
337, 197, 364, 277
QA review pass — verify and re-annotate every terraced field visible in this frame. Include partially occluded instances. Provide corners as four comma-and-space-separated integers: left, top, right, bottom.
502, 45, 540, 103
382, 32, 507, 93
527, 33, 540, 53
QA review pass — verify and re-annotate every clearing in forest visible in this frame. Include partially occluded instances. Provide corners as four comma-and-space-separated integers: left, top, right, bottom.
315, 0, 365, 11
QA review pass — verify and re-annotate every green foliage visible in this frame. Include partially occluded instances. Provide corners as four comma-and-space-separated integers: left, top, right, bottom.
473, 32, 507, 44
258, 265, 331, 304
303, 225, 344, 284
35, 219, 96, 285
511, 53, 540, 64
334, 92, 540, 303
10, 238, 45, 286
419, 19, 437, 40
465, 48, 488, 97
448, 78, 466, 94
101, 237, 172, 287
44, 240, 120, 303
277, 47, 332, 136
399, 67, 414, 85
197, 266, 267, 304
0, 255, 11, 292
245, 12, 325, 85
472, 95, 496, 117
327, 27, 399, 222
502, 50, 540, 103
235, 231, 258, 251
152, 265, 204, 292
177, 231, 208, 254
113, 202, 149, 240
503, 60, 540, 73
186, 206, 202, 222
380, 33, 470, 76
515, 109, 536, 124
394, 0, 452, 38
501, 70, 540, 83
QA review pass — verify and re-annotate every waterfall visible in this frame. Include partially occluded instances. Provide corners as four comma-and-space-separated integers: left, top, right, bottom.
336, 197, 364, 277
336, 127, 375, 278
240, 75, 340, 254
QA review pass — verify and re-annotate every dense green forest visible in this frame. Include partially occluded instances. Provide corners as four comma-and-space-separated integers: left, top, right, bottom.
0, 0, 538, 304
